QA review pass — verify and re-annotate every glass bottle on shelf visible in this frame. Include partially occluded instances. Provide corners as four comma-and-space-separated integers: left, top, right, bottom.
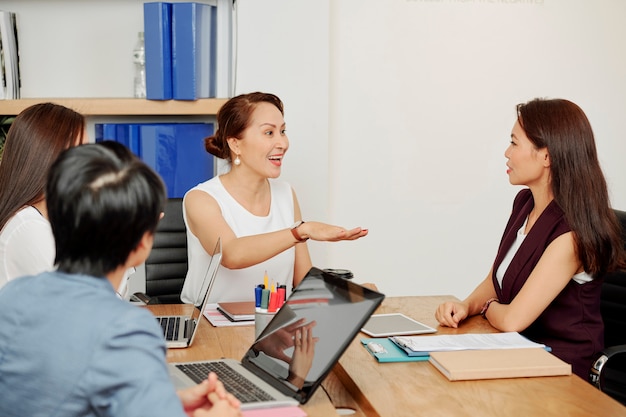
133, 31, 146, 98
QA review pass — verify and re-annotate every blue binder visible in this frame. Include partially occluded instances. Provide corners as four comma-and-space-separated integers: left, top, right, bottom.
144, 2, 173, 100
95, 122, 214, 198
95, 123, 141, 156
138, 123, 214, 198
94, 123, 117, 143
172, 2, 217, 100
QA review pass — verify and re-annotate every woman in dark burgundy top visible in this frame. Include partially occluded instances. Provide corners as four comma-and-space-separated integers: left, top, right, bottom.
435, 98, 626, 379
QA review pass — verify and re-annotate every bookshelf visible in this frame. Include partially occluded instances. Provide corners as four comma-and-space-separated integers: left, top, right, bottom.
0, 98, 227, 117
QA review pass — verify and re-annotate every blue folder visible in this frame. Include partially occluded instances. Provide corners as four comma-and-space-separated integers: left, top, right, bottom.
172, 2, 216, 100
144, 2, 173, 100
361, 338, 429, 363
95, 123, 141, 155
139, 123, 214, 198
95, 122, 214, 198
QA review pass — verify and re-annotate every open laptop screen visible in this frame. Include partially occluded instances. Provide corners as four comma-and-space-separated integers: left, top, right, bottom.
187, 239, 222, 345
242, 267, 384, 404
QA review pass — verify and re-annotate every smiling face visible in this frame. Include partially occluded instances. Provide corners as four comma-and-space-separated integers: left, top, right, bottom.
504, 120, 550, 187
228, 101, 289, 179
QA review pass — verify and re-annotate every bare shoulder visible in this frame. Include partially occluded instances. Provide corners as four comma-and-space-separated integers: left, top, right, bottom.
184, 190, 222, 223
185, 189, 217, 208
547, 231, 577, 252
541, 231, 581, 274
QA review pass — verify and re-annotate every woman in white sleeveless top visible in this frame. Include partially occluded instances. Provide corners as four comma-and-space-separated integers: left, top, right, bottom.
181, 92, 368, 304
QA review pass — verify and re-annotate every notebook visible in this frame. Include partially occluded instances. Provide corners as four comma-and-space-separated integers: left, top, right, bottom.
429, 348, 572, 381
168, 266, 385, 409
217, 301, 256, 321
154, 239, 222, 348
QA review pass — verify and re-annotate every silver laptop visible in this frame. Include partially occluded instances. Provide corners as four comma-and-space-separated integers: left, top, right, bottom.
168, 266, 385, 409
154, 238, 222, 348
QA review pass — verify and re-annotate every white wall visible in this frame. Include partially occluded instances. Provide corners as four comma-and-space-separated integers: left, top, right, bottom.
327, 0, 626, 298
5, 0, 626, 299
233, 0, 331, 276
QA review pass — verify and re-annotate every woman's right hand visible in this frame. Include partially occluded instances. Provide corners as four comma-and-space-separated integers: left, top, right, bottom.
300, 221, 368, 242
435, 301, 469, 328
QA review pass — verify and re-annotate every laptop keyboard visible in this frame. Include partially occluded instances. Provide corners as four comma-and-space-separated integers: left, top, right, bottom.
175, 361, 275, 403
157, 317, 180, 341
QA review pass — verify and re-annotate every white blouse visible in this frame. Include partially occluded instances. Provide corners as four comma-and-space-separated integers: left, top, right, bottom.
0, 206, 135, 297
0, 206, 55, 289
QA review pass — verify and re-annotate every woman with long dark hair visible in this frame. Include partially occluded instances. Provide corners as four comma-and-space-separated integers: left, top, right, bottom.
435, 98, 626, 379
0, 103, 85, 287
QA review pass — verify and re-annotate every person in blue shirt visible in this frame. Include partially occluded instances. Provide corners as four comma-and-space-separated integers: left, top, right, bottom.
0, 142, 241, 417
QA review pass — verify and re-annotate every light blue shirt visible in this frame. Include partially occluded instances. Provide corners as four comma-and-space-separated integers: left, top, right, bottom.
0, 270, 186, 417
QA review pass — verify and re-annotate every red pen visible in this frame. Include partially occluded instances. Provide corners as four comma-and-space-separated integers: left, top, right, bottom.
276, 286, 286, 309
268, 291, 278, 312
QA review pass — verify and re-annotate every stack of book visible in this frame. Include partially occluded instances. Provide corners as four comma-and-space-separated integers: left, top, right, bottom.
95, 122, 215, 198
144, 1, 234, 100
0, 10, 20, 99
362, 332, 572, 380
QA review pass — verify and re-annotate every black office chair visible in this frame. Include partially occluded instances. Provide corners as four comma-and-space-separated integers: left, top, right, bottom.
133, 198, 188, 304
589, 209, 626, 404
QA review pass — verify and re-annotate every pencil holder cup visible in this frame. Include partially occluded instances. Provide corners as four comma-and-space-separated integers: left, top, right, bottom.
254, 310, 276, 339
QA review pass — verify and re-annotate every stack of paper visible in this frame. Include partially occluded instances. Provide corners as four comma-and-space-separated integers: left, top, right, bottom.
361, 331, 572, 380
389, 332, 546, 357
363, 332, 551, 364
204, 303, 253, 327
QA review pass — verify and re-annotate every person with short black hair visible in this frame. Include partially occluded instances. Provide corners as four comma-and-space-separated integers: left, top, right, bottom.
0, 143, 241, 417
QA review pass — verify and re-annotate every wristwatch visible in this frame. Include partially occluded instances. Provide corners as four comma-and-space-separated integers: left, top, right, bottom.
290, 220, 308, 242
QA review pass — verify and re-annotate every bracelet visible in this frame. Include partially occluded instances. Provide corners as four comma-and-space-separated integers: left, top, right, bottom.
480, 297, 498, 319
290, 220, 309, 243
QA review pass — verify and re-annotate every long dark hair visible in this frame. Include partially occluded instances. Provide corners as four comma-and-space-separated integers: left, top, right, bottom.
517, 98, 626, 277
205, 92, 284, 161
0, 103, 85, 230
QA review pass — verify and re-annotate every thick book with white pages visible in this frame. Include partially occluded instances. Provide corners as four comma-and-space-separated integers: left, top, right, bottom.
429, 348, 571, 381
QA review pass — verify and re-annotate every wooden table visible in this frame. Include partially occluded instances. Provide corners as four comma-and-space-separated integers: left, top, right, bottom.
147, 304, 340, 417
333, 296, 626, 417
149, 297, 626, 417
